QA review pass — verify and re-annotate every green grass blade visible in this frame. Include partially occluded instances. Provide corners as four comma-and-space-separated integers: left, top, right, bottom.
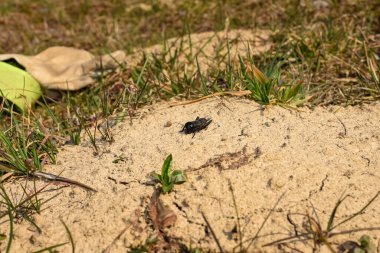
245, 192, 286, 251
196, 56, 208, 95
61, 219, 75, 253
161, 154, 173, 184
327, 194, 349, 231
6, 205, 13, 253
331, 191, 380, 230
31, 242, 68, 253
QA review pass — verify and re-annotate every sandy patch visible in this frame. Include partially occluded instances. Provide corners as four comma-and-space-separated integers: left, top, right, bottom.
1, 98, 379, 252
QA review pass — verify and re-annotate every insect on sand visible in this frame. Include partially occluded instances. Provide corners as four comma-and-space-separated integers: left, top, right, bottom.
180, 117, 212, 138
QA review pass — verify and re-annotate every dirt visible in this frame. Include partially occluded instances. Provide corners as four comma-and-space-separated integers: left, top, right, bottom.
1, 29, 380, 252
1, 97, 380, 253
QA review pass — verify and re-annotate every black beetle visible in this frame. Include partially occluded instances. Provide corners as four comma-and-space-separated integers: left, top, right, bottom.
180, 117, 212, 138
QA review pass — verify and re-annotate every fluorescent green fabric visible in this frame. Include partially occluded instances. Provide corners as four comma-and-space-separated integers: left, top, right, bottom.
0, 61, 42, 111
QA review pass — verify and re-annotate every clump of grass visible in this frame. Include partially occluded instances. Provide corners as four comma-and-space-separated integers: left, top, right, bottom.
0, 100, 98, 192
262, 13, 379, 106
0, 181, 61, 252
151, 154, 187, 194
239, 56, 303, 106
118, 28, 306, 109
0, 0, 379, 113
264, 192, 380, 252
363, 42, 380, 95
0, 106, 57, 176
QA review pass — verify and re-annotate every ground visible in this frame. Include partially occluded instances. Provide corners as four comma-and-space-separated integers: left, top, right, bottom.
0, 1, 379, 253
2, 98, 380, 252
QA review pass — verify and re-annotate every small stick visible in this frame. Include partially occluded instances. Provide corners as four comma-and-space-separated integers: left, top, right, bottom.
336, 116, 347, 136
169, 90, 252, 107
102, 225, 131, 253
33, 171, 97, 192
0, 172, 13, 182
148, 187, 163, 238
201, 211, 225, 253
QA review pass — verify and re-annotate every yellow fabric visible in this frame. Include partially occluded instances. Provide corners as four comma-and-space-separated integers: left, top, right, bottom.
0, 62, 42, 110
0, 47, 126, 90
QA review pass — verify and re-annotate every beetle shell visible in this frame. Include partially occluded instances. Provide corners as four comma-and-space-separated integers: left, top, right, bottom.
180, 117, 212, 136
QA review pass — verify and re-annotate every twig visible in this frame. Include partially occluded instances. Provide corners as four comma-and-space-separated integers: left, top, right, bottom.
201, 211, 225, 253
33, 171, 97, 192
263, 227, 380, 248
148, 187, 163, 238
287, 212, 299, 236
262, 231, 312, 247
228, 179, 243, 251
169, 90, 252, 107
244, 192, 286, 251
335, 116, 347, 137
0, 180, 54, 219
102, 224, 132, 253
0, 172, 13, 182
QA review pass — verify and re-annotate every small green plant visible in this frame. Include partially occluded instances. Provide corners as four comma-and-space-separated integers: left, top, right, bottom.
0, 108, 57, 175
338, 235, 377, 253
188, 247, 203, 253
0, 181, 62, 253
239, 56, 302, 106
151, 154, 187, 194
264, 191, 380, 252
128, 236, 158, 253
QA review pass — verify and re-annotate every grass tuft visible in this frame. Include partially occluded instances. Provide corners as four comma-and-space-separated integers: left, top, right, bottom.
0, 107, 57, 176
264, 191, 380, 252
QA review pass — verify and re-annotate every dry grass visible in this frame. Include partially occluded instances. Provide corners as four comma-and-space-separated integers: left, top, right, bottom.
1, 1, 379, 107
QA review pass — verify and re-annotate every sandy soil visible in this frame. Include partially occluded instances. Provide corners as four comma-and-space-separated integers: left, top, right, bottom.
1, 97, 380, 253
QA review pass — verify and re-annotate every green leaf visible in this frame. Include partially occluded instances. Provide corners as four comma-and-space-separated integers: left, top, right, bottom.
145, 236, 159, 245
327, 194, 349, 231
150, 172, 162, 182
279, 83, 302, 103
31, 242, 68, 253
353, 248, 366, 253
172, 170, 187, 184
0, 233, 6, 241
162, 181, 174, 194
332, 191, 379, 230
0, 62, 42, 111
161, 154, 173, 184
359, 235, 376, 253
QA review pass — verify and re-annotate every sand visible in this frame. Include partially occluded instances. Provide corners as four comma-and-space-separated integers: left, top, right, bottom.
1, 97, 380, 253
